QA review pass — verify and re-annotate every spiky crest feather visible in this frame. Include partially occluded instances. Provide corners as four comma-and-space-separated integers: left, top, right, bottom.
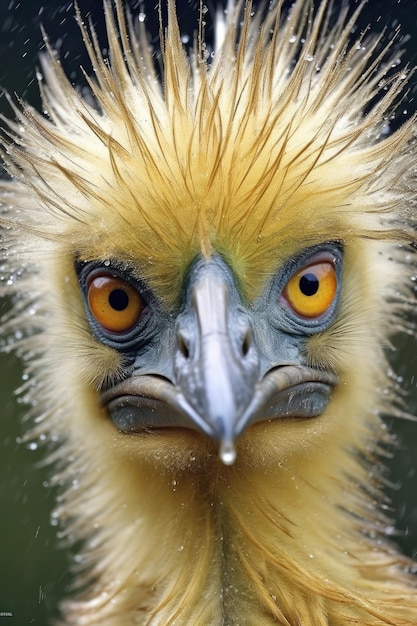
2, 0, 416, 303
1, 1, 417, 624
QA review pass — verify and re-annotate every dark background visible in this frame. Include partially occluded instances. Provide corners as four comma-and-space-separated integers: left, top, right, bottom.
1, 1, 417, 623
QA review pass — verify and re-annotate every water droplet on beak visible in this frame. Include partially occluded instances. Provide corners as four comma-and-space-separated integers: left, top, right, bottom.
220, 440, 236, 465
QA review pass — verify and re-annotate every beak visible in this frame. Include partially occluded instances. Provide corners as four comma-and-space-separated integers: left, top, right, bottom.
172, 269, 260, 464
101, 257, 337, 465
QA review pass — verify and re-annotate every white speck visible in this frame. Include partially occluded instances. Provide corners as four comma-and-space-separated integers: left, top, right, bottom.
220, 440, 236, 465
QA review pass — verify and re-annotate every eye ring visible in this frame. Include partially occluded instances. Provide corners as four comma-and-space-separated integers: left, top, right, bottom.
283, 261, 337, 319
87, 273, 144, 333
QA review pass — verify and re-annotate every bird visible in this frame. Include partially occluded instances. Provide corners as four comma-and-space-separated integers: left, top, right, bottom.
1, 0, 417, 624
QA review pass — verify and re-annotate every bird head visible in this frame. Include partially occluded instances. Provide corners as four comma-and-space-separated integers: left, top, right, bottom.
2, 1, 417, 624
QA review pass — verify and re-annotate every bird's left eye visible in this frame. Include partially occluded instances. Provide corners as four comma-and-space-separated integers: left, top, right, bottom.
87, 274, 144, 333
283, 261, 337, 318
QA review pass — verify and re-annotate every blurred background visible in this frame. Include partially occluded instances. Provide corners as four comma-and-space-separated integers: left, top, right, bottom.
0, 0, 417, 623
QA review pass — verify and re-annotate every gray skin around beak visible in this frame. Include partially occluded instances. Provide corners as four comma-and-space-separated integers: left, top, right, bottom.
102, 256, 337, 464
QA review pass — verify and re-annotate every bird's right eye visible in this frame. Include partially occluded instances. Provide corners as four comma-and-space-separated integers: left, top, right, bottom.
87, 273, 144, 333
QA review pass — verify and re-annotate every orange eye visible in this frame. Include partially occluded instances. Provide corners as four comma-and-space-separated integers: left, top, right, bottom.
283, 262, 337, 318
87, 274, 144, 333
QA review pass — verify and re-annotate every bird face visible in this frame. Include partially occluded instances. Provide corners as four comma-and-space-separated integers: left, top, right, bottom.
79, 245, 341, 464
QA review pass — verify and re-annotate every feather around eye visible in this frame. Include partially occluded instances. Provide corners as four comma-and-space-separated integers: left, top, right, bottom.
283, 262, 337, 318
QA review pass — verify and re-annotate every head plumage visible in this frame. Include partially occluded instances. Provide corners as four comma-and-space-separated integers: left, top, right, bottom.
1, 0, 416, 305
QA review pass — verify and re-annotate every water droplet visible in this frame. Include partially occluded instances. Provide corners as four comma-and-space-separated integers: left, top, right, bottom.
220, 440, 236, 465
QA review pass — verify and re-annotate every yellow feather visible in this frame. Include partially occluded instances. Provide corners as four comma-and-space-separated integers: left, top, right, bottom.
2, 0, 415, 305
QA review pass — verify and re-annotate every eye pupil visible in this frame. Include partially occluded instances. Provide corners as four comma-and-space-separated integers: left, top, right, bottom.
299, 273, 319, 296
109, 288, 129, 311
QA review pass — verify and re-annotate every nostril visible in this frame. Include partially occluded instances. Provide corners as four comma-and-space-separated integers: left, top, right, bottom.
177, 332, 190, 359
241, 329, 252, 357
